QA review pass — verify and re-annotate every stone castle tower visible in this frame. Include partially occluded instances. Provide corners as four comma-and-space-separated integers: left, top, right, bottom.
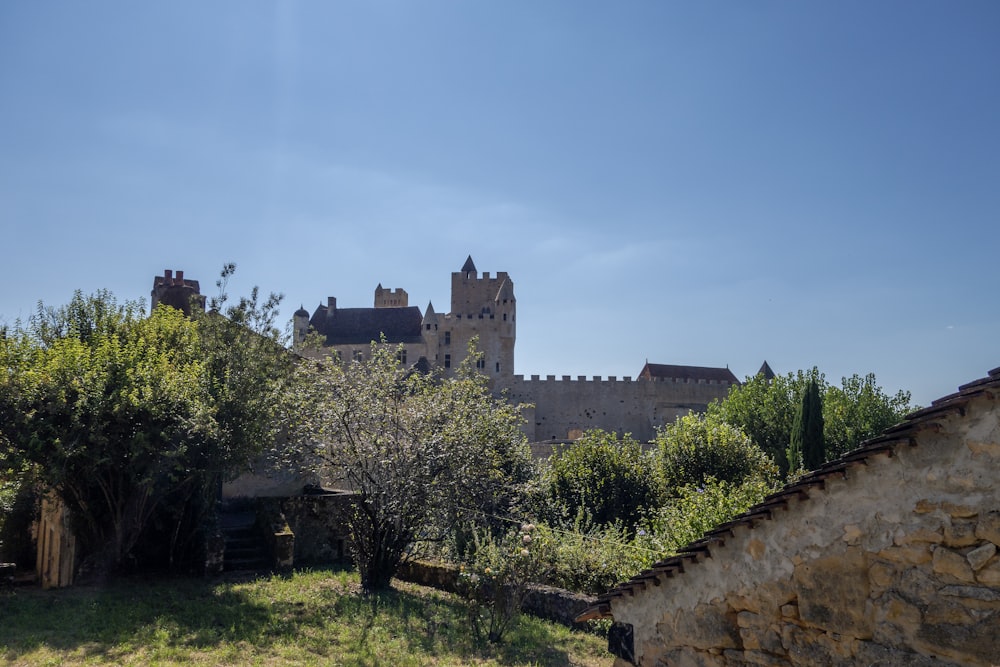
293, 255, 514, 381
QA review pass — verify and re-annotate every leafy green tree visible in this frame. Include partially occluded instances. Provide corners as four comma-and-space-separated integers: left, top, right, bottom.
707, 371, 808, 474
824, 373, 913, 458
289, 341, 532, 594
656, 412, 779, 494
544, 430, 661, 530
0, 267, 294, 575
0, 293, 211, 572
789, 376, 824, 472
710, 368, 913, 474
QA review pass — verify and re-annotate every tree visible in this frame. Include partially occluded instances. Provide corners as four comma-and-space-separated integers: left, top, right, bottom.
0, 293, 211, 572
289, 340, 532, 594
707, 371, 807, 474
709, 368, 913, 474
789, 376, 824, 472
0, 267, 294, 575
823, 373, 912, 458
656, 412, 779, 494
544, 430, 661, 530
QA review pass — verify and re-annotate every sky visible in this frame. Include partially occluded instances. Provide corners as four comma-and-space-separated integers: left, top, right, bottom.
1, 2, 998, 407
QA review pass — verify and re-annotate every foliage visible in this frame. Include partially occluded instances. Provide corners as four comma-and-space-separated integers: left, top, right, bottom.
824, 373, 913, 458
0, 294, 211, 572
529, 512, 648, 596
656, 412, 779, 495
544, 430, 661, 530
710, 368, 914, 474
288, 341, 533, 594
0, 569, 610, 666
789, 376, 824, 471
707, 370, 810, 474
0, 267, 294, 575
459, 523, 546, 644
635, 476, 775, 558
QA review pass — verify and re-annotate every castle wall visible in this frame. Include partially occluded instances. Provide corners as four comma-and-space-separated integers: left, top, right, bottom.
609, 390, 1000, 666
504, 375, 735, 443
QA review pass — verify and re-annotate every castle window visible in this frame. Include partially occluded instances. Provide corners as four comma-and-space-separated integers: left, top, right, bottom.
444, 331, 451, 345
397, 349, 407, 365
426, 324, 431, 330
444, 354, 451, 369
353, 350, 363, 362
495, 362, 500, 373
503, 313, 507, 321
476, 358, 485, 370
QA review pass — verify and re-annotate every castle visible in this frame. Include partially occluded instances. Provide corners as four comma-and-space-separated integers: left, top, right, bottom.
291, 256, 741, 443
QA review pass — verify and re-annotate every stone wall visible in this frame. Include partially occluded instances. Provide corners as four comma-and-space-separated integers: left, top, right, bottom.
256, 493, 355, 566
396, 559, 598, 629
606, 388, 1000, 666
503, 375, 734, 443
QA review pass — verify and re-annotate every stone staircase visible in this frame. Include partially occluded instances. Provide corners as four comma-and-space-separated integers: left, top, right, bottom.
219, 505, 269, 573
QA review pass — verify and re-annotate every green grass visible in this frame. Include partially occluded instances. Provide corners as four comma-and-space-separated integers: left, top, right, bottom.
0, 568, 611, 666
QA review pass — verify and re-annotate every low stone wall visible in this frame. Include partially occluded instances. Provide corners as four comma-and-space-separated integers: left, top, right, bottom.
256, 493, 355, 566
396, 559, 597, 629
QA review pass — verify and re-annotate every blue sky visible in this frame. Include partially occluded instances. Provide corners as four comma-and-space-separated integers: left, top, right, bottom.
1, 2, 998, 406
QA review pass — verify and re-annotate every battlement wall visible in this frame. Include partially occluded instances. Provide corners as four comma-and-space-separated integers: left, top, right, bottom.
502, 375, 733, 443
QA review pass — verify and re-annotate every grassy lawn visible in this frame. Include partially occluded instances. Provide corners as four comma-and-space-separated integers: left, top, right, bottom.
0, 568, 612, 666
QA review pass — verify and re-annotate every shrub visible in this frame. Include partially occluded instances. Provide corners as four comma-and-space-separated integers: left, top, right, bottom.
459, 523, 546, 644
635, 476, 776, 557
544, 430, 661, 530
656, 413, 778, 495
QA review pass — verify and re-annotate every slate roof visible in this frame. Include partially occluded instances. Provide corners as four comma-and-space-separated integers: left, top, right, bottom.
461, 255, 477, 274
309, 305, 424, 345
757, 360, 776, 380
639, 363, 740, 385
577, 363, 1000, 622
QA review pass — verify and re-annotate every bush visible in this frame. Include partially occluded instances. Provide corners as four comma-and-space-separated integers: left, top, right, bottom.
459, 523, 547, 644
635, 476, 776, 557
656, 413, 778, 495
544, 430, 661, 530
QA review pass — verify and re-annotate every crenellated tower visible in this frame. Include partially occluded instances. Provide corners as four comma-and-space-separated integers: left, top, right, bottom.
441, 255, 515, 383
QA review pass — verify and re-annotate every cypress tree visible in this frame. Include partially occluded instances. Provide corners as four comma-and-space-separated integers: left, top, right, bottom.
790, 377, 825, 471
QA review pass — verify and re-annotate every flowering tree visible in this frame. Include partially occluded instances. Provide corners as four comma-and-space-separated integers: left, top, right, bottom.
289, 341, 532, 593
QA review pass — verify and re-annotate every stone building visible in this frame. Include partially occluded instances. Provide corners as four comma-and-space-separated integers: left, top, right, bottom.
579, 365, 1000, 666
294, 256, 740, 442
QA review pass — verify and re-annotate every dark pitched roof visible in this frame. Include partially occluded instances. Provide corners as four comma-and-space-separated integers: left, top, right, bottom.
757, 360, 776, 380
577, 363, 1000, 622
639, 363, 739, 385
310, 305, 424, 345
461, 255, 477, 274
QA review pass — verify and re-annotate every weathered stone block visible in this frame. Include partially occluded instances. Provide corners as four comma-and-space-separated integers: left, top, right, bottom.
939, 584, 1000, 602
877, 543, 932, 566
923, 598, 975, 626
868, 560, 895, 590
975, 557, 1000, 586
671, 603, 741, 650
966, 541, 996, 571
975, 510, 1000, 545
944, 502, 979, 519
892, 526, 942, 546
793, 548, 872, 638
914, 610, 1000, 664
932, 546, 976, 583
943, 519, 979, 548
